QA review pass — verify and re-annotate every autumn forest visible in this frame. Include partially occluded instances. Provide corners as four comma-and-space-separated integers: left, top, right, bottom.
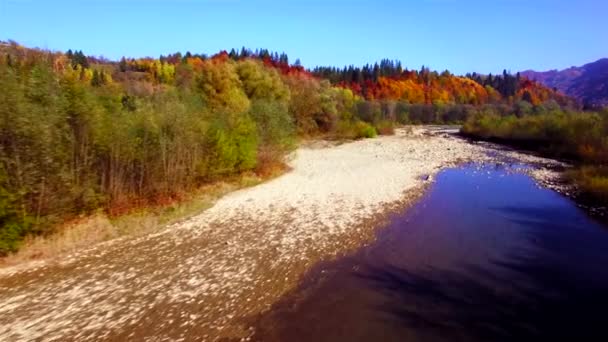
0, 41, 606, 254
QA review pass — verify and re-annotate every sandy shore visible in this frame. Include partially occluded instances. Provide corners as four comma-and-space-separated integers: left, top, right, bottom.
0, 127, 565, 341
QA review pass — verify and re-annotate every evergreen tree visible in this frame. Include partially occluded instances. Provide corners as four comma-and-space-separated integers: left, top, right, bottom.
91, 69, 100, 86
228, 48, 237, 60
119, 57, 128, 72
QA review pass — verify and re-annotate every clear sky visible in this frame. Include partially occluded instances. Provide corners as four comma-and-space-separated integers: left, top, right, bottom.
1, 0, 607, 75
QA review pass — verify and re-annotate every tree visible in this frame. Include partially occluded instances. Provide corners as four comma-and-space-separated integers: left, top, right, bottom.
522, 90, 534, 104
91, 69, 101, 86
236, 59, 289, 102
119, 57, 128, 72
69, 50, 89, 69
283, 73, 323, 134
0, 168, 30, 255
197, 59, 250, 115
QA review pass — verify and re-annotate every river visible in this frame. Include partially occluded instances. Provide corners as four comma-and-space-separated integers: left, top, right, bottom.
252, 162, 608, 341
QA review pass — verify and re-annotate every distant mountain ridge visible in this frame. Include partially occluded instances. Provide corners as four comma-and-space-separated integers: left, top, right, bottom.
521, 58, 608, 108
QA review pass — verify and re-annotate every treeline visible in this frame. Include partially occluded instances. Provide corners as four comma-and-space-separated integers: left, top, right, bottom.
122, 47, 305, 78
462, 108, 608, 204
313, 59, 405, 83
313, 61, 574, 107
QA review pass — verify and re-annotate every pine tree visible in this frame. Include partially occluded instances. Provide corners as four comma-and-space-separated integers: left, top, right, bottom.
77, 50, 89, 68
240, 47, 249, 58
91, 69, 101, 87
229, 48, 237, 60
119, 57, 127, 72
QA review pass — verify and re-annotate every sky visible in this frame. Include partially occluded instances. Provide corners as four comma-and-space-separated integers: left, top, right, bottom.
1, 0, 607, 75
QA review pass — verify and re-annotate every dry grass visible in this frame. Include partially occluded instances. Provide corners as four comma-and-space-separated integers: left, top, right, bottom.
375, 120, 396, 135
567, 166, 608, 204
1, 215, 118, 265
0, 175, 271, 268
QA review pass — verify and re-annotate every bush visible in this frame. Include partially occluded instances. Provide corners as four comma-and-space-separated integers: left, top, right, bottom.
354, 121, 377, 139
568, 166, 608, 205
333, 120, 377, 140
463, 110, 608, 205
205, 115, 258, 178
374, 120, 395, 135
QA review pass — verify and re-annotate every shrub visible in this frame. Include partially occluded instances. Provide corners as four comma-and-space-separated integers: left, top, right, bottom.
205, 115, 258, 178
567, 166, 608, 205
463, 110, 608, 205
374, 120, 395, 135
354, 121, 377, 139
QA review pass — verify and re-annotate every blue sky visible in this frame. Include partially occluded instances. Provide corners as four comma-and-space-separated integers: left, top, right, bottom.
1, 0, 607, 74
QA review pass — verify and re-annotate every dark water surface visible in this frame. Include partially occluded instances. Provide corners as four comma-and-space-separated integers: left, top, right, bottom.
252, 163, 608, 342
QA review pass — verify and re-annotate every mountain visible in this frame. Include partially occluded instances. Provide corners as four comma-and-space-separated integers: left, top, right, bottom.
521, 58, 608, 108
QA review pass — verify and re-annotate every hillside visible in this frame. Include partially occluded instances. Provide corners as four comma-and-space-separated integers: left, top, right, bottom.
0, 41, 575, 255
522, 58, 608, 108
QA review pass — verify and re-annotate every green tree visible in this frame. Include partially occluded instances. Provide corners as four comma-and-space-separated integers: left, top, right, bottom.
236, 59, 289, 102
0, 168, 30, 255
197, 59, 250, 115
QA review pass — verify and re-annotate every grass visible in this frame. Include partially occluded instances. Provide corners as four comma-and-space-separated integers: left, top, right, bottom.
566, 166, 608, 205
0, 170, 284, 267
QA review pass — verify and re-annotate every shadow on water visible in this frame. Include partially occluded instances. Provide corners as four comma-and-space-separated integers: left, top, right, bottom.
361, 214, 608, 341
250, 164, 608, 342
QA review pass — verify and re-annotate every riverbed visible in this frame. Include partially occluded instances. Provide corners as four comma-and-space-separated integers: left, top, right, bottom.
0, 127, 595, 341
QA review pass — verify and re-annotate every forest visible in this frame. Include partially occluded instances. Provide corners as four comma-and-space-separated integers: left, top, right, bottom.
0, 41, 594, 254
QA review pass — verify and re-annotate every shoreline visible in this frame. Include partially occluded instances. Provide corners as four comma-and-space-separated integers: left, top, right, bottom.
0, 127, 570, 341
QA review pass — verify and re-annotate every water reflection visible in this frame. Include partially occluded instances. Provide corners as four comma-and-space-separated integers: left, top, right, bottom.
251, 164, 608, 342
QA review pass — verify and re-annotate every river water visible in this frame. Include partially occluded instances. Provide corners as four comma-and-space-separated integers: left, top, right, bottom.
251, 163, 608, 341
